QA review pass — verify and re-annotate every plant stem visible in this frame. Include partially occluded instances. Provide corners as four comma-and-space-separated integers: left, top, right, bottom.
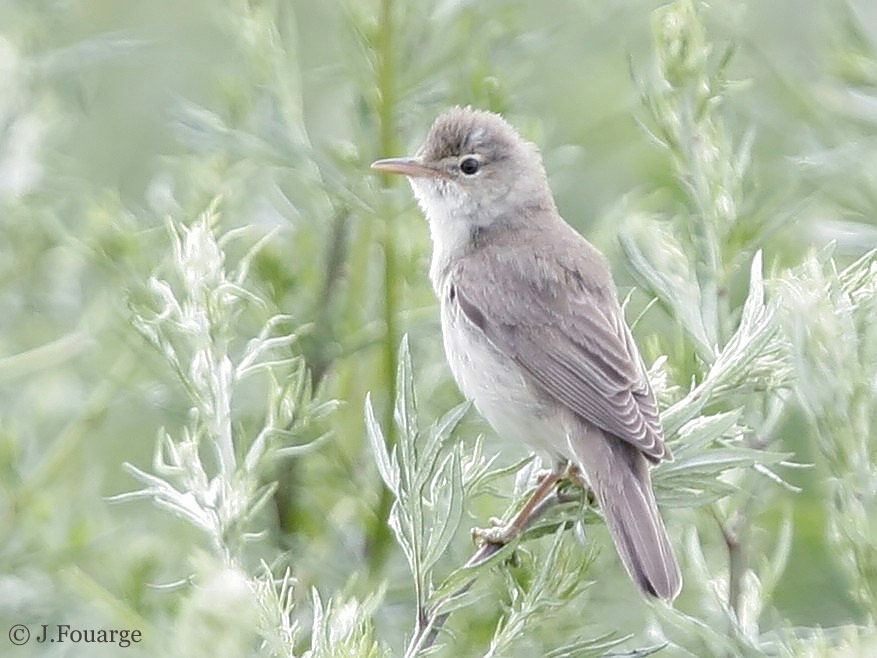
404, 486, 579, 656
722, 511, 744, 624
367, 0, 400, 573
311, 207, 350, 388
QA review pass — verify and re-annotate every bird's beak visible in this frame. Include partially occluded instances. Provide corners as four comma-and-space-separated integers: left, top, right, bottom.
371, 157, 446, 179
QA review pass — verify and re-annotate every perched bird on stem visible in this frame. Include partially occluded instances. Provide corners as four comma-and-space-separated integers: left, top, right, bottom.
373, 106, 681, 600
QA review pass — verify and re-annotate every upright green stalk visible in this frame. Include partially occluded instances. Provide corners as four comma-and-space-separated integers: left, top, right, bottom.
377, 0, 400, 395
369, 0, 400, 571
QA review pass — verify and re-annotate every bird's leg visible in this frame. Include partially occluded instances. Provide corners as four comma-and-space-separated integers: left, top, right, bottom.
473, 459, 570, 546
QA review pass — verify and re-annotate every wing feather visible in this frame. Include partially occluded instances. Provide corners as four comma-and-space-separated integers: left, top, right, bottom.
452, 250, 668, 462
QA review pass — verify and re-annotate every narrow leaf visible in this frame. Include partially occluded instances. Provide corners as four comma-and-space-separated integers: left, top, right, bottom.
365, 393, 399, 496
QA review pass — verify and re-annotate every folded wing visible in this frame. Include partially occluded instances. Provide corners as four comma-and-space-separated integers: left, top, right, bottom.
451, 250, 668, 462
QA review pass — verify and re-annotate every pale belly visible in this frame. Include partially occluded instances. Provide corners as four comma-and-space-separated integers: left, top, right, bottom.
438, 285, 566, 459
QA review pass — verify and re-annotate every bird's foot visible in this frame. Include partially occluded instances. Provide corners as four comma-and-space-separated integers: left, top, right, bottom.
471, 517, 518, 546
471, 461, 596, 549
472, 465, 567, 547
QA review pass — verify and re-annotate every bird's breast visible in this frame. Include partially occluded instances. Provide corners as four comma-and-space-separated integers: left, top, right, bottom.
437, 275, 561, 457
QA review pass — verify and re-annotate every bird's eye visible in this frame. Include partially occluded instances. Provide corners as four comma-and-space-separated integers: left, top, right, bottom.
459, 157, 480, 175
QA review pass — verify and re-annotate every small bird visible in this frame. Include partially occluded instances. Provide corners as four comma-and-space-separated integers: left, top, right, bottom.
372, 106, 681, 601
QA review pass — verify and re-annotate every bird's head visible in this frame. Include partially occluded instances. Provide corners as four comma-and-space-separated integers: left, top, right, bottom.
372, 107, 554, 232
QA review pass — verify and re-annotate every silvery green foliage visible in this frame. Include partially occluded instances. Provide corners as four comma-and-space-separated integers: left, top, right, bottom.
651, 252, 796, 507
120, 207, 332, 560
365, 337, 473, 657
482, 529, 598, 658
649, 519, 793, 657
173, 557, 263, 658
765, 624, 877, 656
253, 563, 302, 657
627, 0, 794, 417
303, 589, 389, 658
623, 0, 803, 652
636, 0, 755, 350
778, 247, 877, 615
629, 0, 760, 351
117, 207, 349, 657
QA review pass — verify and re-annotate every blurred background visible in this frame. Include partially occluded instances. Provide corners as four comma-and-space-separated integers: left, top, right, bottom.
1, 0, 876, 655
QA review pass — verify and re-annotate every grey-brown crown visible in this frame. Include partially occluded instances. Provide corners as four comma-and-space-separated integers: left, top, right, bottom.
418, 106, 527, 163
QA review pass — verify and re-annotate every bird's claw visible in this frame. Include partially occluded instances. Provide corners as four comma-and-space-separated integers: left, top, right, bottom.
471, 519, 517, 546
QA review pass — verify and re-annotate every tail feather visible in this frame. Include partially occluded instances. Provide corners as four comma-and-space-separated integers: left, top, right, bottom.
568, 425, 681, 601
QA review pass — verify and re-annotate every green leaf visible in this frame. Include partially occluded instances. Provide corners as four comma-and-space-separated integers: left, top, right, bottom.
365, 393, 399, 496
620, 221, 716, 361
423, 449, 465, 572
670, 409, 742, 453
394, 334, 419, 444
417, 401, 470, 487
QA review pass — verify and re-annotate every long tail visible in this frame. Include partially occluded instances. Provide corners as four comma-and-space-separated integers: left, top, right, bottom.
569, 424, 682, 601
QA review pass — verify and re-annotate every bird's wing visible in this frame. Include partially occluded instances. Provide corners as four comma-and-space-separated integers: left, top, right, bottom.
451, 248, 668, 462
